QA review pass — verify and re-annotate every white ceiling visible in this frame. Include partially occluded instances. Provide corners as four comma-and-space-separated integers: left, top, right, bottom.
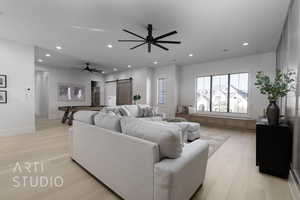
35, 47, 112, 73
0, 0, 290, 72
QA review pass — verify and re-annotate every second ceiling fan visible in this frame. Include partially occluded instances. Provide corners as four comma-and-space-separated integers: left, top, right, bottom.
118, 24, 181, 53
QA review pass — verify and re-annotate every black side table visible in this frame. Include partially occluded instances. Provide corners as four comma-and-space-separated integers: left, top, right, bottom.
256, 122, 292, 178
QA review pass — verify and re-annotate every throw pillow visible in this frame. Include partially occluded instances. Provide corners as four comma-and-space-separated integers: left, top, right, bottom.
103, 107, 122, 116
137, 104, 150, 117
119, 106, 131, 116
120, 117, 183, 159
143, 106, 154, 117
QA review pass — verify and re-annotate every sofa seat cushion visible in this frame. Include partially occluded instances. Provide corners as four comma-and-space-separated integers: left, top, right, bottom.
94, 112, 122, 132
139, 116, 163, 121
120, 117, 183, 159
73, 111, 99, 125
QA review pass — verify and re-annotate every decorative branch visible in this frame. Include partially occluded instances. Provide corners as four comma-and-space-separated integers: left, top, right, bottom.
255, 69, 295, 102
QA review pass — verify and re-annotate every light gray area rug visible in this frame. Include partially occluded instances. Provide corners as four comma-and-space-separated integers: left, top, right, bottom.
199, 132, 230, 158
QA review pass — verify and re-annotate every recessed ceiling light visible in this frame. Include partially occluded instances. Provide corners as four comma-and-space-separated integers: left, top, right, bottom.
56, 46, 62, 50
45, 53, 51, 57
128, 65, 132, 68
102, 71, 105, 74
242, 42, 249, 46
113, 68, 118, 71
37, 59, 43, 63
153, 61, 158, 65
107, 44, 113, 48
189, 53, 193, 57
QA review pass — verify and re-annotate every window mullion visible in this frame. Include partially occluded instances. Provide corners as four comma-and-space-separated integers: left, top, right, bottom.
227, 74, 230, 113
210, 75, 213, 112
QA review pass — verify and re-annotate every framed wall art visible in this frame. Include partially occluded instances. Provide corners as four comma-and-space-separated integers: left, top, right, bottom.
0, 75, 7, 88
0, 90, 7, 103
57, 83, 86, 102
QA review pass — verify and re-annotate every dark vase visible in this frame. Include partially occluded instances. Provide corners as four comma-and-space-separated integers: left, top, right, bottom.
266, 101, 280, 125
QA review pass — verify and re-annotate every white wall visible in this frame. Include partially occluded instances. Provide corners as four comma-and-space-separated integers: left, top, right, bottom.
35, 64, 105, 119
179, 52, 276, 119
0, 39, 35, 136
105, 67, 153, 105
152, 65, 179, 117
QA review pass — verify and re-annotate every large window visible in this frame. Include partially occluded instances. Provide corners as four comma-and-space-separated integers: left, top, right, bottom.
196, 73, 248, 113
157, 78, 167, 104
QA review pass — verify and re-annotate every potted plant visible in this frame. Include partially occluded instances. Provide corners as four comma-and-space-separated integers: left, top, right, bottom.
133, 94, 141, 104
255, 69, 295, 125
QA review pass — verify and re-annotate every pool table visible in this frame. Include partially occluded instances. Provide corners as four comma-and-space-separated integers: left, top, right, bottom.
59, 106, 105, 125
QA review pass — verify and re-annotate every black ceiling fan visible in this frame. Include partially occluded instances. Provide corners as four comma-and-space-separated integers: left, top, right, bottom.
81, 62, 102, 73
118, 24, 181, 53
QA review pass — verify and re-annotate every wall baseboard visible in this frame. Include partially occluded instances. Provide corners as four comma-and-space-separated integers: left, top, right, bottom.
289, 170, 300, 200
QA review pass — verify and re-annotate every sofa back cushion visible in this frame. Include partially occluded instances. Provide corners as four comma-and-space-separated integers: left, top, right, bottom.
120, 117, 183, 159
124, 105, 139, 117
94, 112, 122, 132
73, 111, 99, 125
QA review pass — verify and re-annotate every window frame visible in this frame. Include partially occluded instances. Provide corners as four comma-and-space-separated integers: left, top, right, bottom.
195, 75, 212, 112
195, 72, 249, 115
157, 77, 167, 105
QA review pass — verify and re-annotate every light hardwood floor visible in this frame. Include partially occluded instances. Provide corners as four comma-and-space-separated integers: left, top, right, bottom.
0, 120, 292, 200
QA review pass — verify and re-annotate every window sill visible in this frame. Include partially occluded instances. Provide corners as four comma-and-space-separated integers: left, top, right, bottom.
190, 112, 252, 120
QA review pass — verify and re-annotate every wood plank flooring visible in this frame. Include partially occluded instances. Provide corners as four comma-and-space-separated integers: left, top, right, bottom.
0, 120, 292, 200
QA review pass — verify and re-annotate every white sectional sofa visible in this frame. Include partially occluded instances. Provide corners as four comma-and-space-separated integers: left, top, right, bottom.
70, 111, 209, 200
103, 104, 165, 120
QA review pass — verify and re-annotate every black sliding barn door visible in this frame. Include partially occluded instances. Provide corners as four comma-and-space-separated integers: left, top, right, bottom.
116, 78, 132, 105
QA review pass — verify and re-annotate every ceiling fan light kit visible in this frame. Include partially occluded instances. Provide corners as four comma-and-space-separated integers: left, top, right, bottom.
119, 24, 181, 53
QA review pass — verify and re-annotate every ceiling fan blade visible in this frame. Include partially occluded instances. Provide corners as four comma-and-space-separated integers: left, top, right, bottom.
154, 31, 177, 41
153, 43, 169, 51
148, 43, 151, 53
123, 29, 145, 40
118, 40, 145, 42
155, 41, 181, 44
130, 42, 146, 50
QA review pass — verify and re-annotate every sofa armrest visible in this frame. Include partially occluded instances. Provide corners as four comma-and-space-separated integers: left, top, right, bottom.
154, 140, 209, 200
